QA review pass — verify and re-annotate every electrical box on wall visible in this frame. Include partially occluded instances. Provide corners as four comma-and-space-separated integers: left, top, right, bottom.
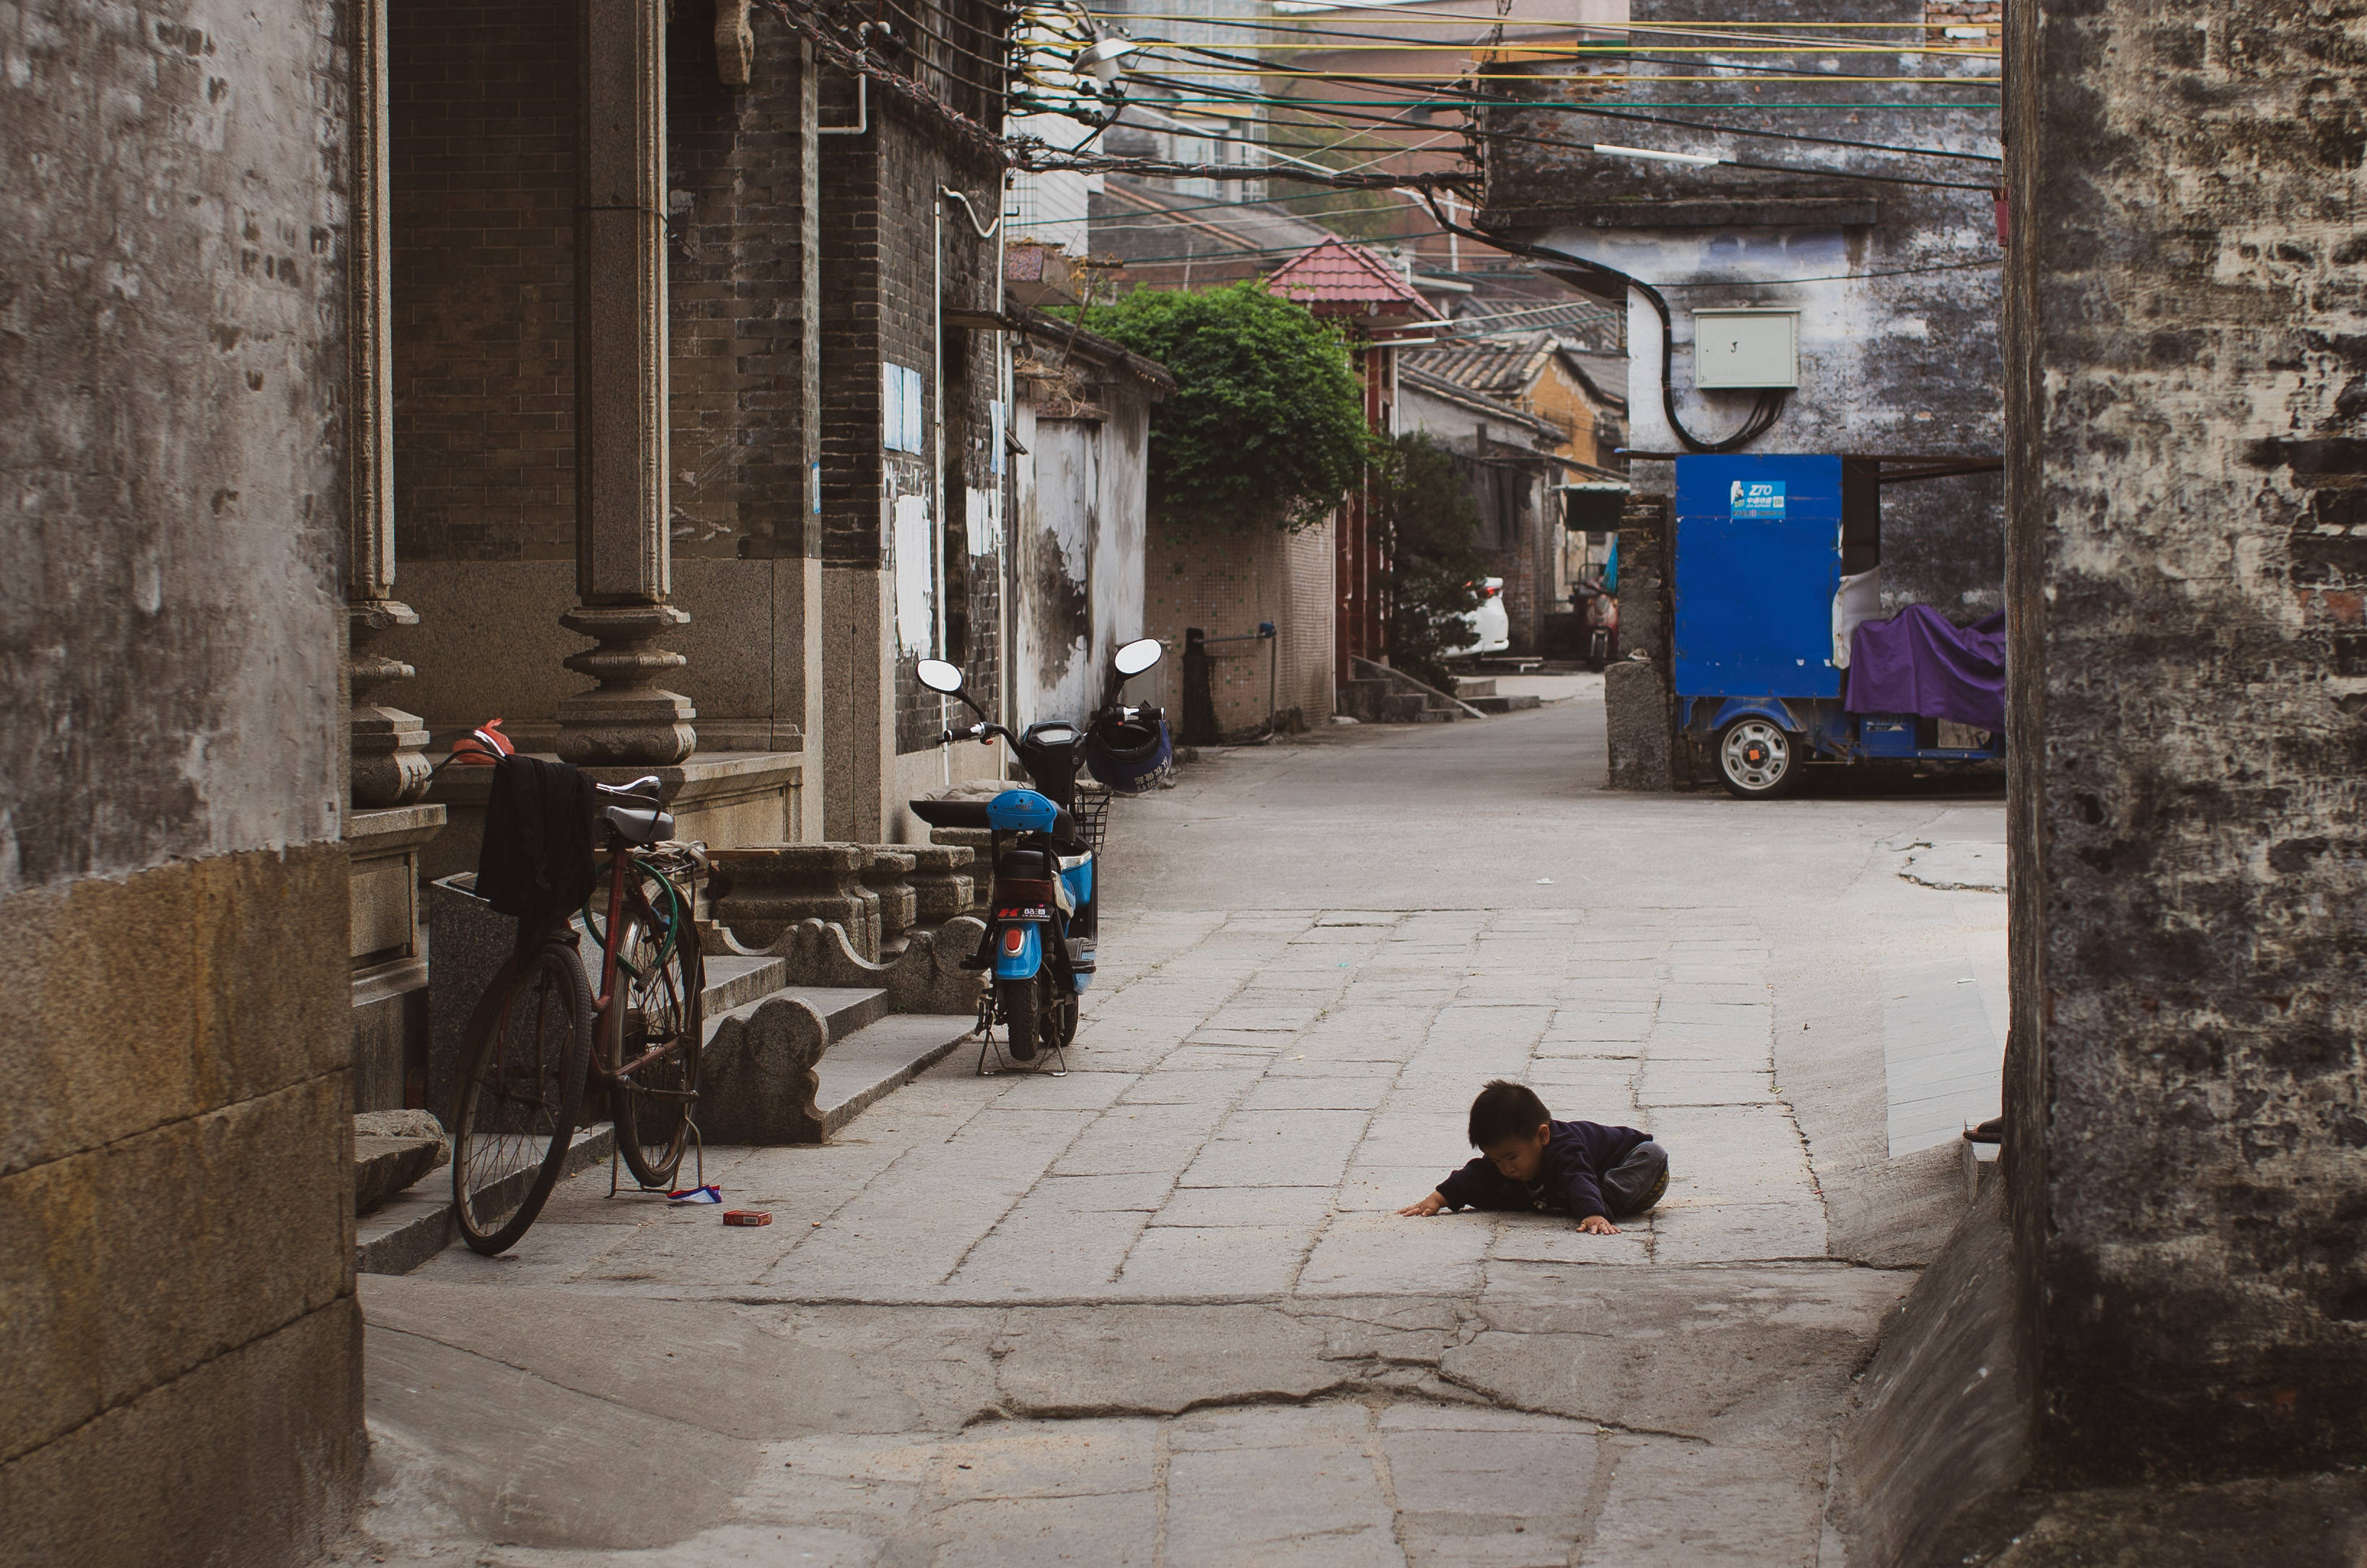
1692, 310, 1800, 389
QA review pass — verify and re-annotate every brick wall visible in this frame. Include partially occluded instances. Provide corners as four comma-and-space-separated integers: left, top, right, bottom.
390, 1, 577, 564
1925, 0, 2002, 48
666, 12, 818, 560
817, 84, 1007, 758
1147, 516, 1336, 735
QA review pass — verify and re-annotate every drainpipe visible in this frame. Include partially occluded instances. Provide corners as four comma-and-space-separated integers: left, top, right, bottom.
815, 71, 867, 136
935, 193, 948, 788
817, 28, 873, 138
943, 183, 1010, 774
994, 187, 1008, 765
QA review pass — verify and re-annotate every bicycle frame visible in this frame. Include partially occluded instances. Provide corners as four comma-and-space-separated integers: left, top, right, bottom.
585, 840, 696, 1096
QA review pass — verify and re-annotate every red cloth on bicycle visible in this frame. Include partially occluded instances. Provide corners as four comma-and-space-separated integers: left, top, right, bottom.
476, 754, 598, 945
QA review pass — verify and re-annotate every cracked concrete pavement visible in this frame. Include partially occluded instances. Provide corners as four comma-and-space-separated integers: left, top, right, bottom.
336, 698, 2007, 1566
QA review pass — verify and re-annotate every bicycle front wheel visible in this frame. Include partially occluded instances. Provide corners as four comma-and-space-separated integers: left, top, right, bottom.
452, 942, 591, 1254
609, 903, 704, 1189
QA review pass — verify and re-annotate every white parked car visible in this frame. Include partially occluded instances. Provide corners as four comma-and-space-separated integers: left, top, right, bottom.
1448, 577, 1510, 657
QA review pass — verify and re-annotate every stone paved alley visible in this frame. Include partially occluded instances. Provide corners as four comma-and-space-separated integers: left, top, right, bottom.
341, 691, 2008, 1566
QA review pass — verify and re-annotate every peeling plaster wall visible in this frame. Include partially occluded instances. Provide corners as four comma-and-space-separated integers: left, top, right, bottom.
1010, 396, 1152, 730
2005, 0, 2367, 1483
0, 0, 348, 891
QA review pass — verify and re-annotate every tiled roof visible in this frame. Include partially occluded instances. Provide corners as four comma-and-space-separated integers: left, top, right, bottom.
1264, 237, 1442, 320
1559, 349, 1629, 411
1402, 333, 1557, 398
1401, 332, 1630, 414
1398, 365, 1562, 446
1442, 294, 1622, 347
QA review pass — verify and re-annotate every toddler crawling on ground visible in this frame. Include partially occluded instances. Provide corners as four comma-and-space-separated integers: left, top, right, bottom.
1398, 1079, 1668, 1234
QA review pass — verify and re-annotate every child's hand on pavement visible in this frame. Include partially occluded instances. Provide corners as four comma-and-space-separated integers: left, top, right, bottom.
1398, 1191, 1448, 1217
1578, 1214, 1620, 1235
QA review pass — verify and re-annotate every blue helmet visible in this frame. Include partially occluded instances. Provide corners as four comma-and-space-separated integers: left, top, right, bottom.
1085, 711, 1172, 794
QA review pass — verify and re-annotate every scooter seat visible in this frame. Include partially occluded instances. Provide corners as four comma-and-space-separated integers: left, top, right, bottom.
909, 798, 992, 830
909, 797, 1084, 851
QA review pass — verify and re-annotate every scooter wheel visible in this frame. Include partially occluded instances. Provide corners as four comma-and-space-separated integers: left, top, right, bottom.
999, 975, 1041, 1060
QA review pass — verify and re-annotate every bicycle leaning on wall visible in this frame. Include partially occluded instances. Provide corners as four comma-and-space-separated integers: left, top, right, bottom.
449, 776, 708, 1255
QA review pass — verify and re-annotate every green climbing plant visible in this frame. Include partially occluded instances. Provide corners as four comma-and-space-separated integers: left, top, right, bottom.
1372, 432, 1490, 694
1083, 283, 1373, 533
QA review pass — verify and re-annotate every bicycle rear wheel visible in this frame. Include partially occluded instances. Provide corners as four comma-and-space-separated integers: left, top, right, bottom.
608, 901, 704, 1190
452, 942, 591, 1254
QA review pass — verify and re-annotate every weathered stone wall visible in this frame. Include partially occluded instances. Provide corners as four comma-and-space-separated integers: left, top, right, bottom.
0, 1, 362, 1559
2005, 0, 2367, 1482
1605, 495, 1674, 789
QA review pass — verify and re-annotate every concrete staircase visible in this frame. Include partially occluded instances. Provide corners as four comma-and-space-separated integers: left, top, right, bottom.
1450, 675, 1541, 715
356, 950, 973, 1276
1336, 657, 1485, 724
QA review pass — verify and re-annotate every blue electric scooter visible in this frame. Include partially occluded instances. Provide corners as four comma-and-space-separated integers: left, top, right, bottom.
909, 638, 1169, 1065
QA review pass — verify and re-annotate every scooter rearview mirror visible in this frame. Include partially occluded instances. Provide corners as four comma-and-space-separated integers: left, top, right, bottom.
916, 658, 965, 694
1113, 638, 1163, 678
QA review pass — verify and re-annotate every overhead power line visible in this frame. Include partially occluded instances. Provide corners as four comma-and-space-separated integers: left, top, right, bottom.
1142, 40, 2003, 161
1117, 71, 1999, 190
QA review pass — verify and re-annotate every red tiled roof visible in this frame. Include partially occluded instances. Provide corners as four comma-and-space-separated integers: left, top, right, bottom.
1264, 236, 1442, 321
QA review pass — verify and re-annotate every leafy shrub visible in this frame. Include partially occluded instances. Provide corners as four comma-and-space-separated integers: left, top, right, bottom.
1084, 284, 1371, 533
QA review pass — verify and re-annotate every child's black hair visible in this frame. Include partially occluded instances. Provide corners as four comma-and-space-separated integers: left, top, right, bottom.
1468, 1079, 1552, 1149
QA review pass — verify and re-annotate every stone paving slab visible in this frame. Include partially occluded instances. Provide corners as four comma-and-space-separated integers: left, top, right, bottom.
344, 711, 2004, 1566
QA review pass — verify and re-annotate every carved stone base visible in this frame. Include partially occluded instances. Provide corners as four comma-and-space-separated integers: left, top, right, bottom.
697, 994, 829, 1143
352, 704, 432, 808
556, 602, 697, 766
709, 844, 882, 960
905, 845, 976, 927
351, 598, 432, 807
707, 916, 989, 1019
862, 848, 919, 957
927, 827, 995, 919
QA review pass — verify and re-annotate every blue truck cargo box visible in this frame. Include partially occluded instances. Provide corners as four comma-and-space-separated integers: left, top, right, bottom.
1673, 455, 1843, 701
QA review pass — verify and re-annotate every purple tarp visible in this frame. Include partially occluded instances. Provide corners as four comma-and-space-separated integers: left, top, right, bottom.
1845, 606, 2005, 732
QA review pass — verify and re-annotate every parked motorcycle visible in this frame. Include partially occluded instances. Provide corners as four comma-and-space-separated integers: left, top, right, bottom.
908, 638, 1171, 1063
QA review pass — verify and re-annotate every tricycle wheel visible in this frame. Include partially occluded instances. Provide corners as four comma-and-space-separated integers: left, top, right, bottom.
1716, 717, 1806, 800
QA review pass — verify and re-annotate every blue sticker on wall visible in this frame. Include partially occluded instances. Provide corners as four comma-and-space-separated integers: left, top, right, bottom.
1730, 480, 1786, 519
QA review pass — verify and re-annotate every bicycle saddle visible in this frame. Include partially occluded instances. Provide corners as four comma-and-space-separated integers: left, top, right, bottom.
595, 776, 672, 844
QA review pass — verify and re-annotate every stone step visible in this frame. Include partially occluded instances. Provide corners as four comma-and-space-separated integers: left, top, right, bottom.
1451, 676, 1499, 698
815, 1013, 978, 1134
1412, 707, 1454, 724
359, 981, 901, 1275
704, 984, 890, 1044
354, 1133, 442, 1217
702, 952, 789, 1014
1466, 693, 1543, 714
356, 1122, 613, 1276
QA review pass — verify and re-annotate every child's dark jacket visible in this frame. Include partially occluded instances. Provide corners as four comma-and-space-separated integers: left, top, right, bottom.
1437, 1119, 1650, 1220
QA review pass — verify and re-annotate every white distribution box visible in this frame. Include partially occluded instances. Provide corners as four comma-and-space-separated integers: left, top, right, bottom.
1692, 310, 1800, 389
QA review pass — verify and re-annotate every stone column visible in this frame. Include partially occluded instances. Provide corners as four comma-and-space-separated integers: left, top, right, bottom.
347, 0, 430, 807
560, 0, 696, 766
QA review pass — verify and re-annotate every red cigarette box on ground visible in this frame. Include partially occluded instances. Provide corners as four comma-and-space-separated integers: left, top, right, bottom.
722, 1210, 772, 1227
